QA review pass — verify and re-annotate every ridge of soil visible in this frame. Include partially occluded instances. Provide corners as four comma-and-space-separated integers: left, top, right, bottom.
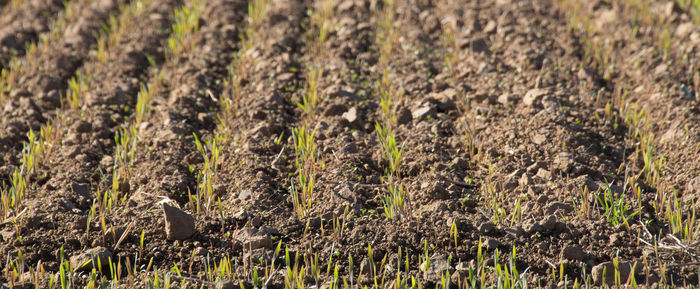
1, 0, 699, 288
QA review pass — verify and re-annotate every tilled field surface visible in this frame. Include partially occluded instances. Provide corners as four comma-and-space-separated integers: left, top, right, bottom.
1, 0, 699, 288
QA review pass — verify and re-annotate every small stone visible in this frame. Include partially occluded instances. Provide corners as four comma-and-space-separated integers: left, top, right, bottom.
420, 254, 453, 282
232, 210, 250, 221
216, 280, 238, 289
527, 161, 546, 173
238, 190, 252, 200
519, 173, 532, 187
554, 152, 574, 172
675, 22, 694, 38
235, 227, 273, 249
504, 227, 525, 237
536, 168, 551, 181
654, 63, 668, 75
523, 88, 548, 106
497, 93, 517, 105
609, 233, 622, 246
562, 245, 585, 261
100, 155, 114, 169
342, 107, 357, 123
523, 221, 543, 234
1, 229, 15, 242
70, 247, 112, 272
194, 247, 208, 256
337, 0, 354, 13
664, 1, 677, 17
531, 133, 546, 145
455, 262, 470, 271
412, 106, 435, 120
162, 203, 196, 240
592, 261, 641, 286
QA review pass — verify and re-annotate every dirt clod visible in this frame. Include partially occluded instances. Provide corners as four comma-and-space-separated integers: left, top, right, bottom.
484, 238, 501, 250
562, 245, 585, 261
479, 222, 497, 234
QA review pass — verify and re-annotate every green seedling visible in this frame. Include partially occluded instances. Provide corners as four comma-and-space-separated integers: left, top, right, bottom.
167, 0, 205, 57
595, 178, 640, 225
382, 180, 408, 219
375, 123, 403, 176
296, 67, 323, 117
192, 133, 223, 216
665, 193, 699, 243
291, 125, 318, 217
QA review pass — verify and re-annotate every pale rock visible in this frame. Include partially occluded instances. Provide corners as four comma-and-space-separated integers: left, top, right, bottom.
235, 227, 273, 249
523, 88, 548, 106
675, 22, 696, 38
412, 106, 434, 120
162, 203, 196, 240
342, 107, 357, 123
592, 261, 642, 286
420, 254, 453, 282
70, 247, 112, 272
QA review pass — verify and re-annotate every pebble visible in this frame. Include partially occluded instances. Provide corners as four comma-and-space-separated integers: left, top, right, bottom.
592, 261, 641, 286
236, 227, 273, 249
70, 247, 112, 272
523, 88, 548, 106
420, 254, 453, 282
342, 107, 357, 123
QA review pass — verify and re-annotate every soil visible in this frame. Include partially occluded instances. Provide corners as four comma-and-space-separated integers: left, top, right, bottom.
1, 0, 699, 288
0, 0, 65, 69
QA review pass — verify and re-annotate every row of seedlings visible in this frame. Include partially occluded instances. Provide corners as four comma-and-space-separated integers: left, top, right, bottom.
2, 0, 189, 287
289, 0, 336, 218
373, 0, 409, 219
0, 0, 140, 249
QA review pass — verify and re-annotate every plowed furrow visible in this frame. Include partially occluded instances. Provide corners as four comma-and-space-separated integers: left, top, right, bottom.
117, 0, 249, 272
277, 0, 379, 240
216, 0, 309, 217
0, 0, 64, 69
0, 0, 183, 272
0, 0, 130, 170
